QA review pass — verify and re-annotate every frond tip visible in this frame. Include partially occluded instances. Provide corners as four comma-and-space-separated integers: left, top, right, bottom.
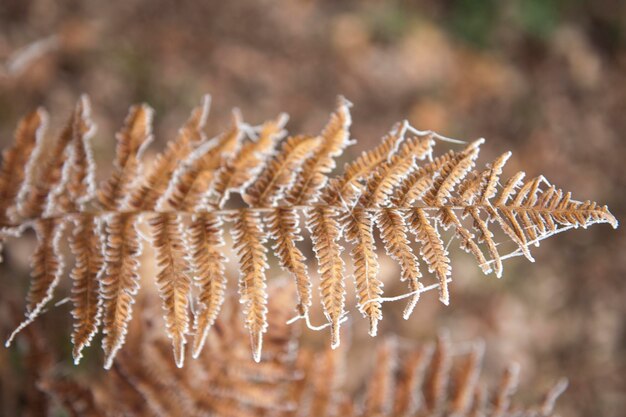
0, 94, 617, 366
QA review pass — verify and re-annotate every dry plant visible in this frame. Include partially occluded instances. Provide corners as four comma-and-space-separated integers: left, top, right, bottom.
36, 284, 568, 417
0, 94, 617, 369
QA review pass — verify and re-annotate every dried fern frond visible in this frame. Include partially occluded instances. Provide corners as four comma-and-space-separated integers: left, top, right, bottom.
298, 333, 568, 417
0, 95, 617, 366
74, 284, 299, 417
37, 290, 567, 417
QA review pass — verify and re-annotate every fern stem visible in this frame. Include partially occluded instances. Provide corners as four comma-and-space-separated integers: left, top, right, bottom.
2, 204, 614, 230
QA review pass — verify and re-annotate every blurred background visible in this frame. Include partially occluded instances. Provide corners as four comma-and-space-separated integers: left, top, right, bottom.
0, 0, 624, 416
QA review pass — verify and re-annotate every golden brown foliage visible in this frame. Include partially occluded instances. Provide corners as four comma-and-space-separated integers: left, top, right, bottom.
0, 95, 617, 367
187, 212, 226, 358
150, 212, 193, 368
0, 109, 46, 227
296, 333, 568, 417
100, 213, 142, 369
36, 291, 567, 417
69, 214, 103, 364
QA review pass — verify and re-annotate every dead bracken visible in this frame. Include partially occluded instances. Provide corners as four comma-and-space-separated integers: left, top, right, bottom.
0, 95, 617, 368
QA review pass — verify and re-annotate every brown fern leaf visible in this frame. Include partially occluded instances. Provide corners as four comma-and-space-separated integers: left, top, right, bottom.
0, 96, 618, 363
424, 331, 453, 413
510, 176, 546, 244
43, 284, 300, 417
0, 108, 46, 226
392, 149, 461, 207
244, 134, 320, 317
439, 207, 491, 275
324, 123, 416, 336
528, 186, 606, 235
267, 208, 310, 316
450, 152, 618, 278
492, 363, 521, 417
295, 332, 566, 417
344, 128, 433, 327
494, 171, 526, 207
299, 344, 346, 417
98, 104, 154, 210
150, 212, 192, 368
100, 213, 142, 369
161, 108, 243, 211
127, 96, 210, 211
285, 96, 352, 206
408, 208, 452, 305
46, 95, 97, 214
307, 206, 346, 348
456, 170, 489, 207
363, 337, 397, 416
208, 113, 287, 208
323, 124, 404, 206
466, 206, 503, 278
0, 109, 46, 264
450, 341, 484, 415
423, 139, 483, 207
344, 208, 382, 336
186, 212, 226, 358
492, 172, 530, 243
69, 214, 104, 364
142, 332, 204, 414
359, 128, 434, 208
375, 208, 423, 318
243, 136, 320, 207
490, 202, 533, 262
16, 100, 79, 219
30, 286, 568, 417
244, 134, 320, 319
461, 153, 535, 263
114, 345, 196, 417
491, 370, 521, 415
5, 218, 65, 347
480, 152, 513, 205
244, 134, 320, 207
392, 344, 433, 416
231, 209, 269, 362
